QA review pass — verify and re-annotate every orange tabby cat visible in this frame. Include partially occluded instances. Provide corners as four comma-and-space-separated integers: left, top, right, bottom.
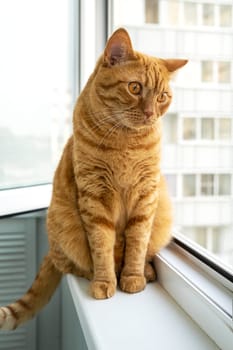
0, 28, 187, 330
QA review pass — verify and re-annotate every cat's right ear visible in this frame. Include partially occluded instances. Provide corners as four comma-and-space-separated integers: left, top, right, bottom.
104, 28, 134, 67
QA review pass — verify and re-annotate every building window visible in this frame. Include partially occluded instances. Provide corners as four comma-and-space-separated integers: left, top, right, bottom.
168, 1, 179, 25
218, 61, 231, 83
202, 61, 231, 84
163, 113, 178, 143
184, 2, 197, 26
220, 5, 232, 27
182, 117, 232, 142
218, 174, 231, 196
219, 118, 232, 140
201, 61, 214, 82
203, 3, 214, 26
184, 226, 221, 254
165, 1, 233, 28
165, 174, 177, 197
145, 0, 159, 24
183, 175, 196, 197
195, 227, 208, 249
201, 174, 214, 196
183, 118, 196, 140
201, 118, 214, 140
183, 174, 231, 197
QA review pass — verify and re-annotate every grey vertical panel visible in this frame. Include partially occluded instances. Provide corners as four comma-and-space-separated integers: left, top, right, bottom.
0, 216, 36, 350
0, 212, 62, 350
36, 213, 62, 350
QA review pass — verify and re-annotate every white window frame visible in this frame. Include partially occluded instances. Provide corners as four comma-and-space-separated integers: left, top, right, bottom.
0, 1, 232, 348
156, 233, 233, 350
0, 0, 108, 217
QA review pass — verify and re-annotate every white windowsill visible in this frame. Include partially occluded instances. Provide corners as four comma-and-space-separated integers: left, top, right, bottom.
67, 276, 217, 350
67, 249, 229, 350
0, 184, 52, 217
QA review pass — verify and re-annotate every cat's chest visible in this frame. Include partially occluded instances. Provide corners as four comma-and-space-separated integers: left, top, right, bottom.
111, 149, 158, 189
113, 151, 134, 186
111, 149, 159, 234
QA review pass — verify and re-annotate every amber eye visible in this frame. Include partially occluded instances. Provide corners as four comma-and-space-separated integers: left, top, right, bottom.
128, 82, 142, 95
157, 92, 168, 103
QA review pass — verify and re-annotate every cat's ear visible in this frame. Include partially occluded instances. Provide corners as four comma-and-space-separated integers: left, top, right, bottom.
163, 59, 188, 73
104, 28, 134, 66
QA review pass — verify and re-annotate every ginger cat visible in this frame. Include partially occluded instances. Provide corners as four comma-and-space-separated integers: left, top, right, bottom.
0, 28, 187, 330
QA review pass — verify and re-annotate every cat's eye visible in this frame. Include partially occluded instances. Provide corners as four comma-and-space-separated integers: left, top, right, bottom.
128, 82, 142, 95
157, 92, 168, 103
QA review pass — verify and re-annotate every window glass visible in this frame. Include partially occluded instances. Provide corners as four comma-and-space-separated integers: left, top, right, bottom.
210, 227, 221, 254
184, 226, 221, 254
112, 0, 233, 268
165, 174, 177, 197
194, 227, 208, 247
183, 175, 196, 197
0, 0, 73, 189
163, 113, 178, 143
145, 0, 159, 24
201, 118, 214, 140
218, 62, 231, 83
201, 174, 214, 196
184, 2, 197, 26
219, 174, 231, 196
203, 3, 214, 26
219, 118, 231, 140
183, 118, 196, 140
220, 5, 232, 27
168, 1, 179, 26
202, 61, 213, 82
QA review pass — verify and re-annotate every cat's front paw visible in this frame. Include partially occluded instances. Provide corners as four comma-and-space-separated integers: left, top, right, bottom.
90, 279, 116, 299
120, 275, 146, 294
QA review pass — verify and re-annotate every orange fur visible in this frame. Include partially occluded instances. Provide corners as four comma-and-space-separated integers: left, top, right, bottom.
0, 28, 187, 329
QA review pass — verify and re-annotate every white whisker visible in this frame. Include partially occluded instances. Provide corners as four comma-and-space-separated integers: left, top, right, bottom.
97, 120, 123, 150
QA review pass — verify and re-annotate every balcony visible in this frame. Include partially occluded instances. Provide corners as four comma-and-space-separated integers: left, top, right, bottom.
174, 197, 233, 227
163, 144, 233, 170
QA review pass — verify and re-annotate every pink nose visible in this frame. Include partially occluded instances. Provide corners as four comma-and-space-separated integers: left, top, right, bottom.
144, 109, 153, 118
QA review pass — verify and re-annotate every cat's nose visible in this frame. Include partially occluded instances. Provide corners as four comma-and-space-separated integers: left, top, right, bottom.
144, 109, 154, 118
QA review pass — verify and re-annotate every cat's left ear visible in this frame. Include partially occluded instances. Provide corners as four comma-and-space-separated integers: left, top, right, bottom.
104, 28, 135, 66
163, 59, 188, 73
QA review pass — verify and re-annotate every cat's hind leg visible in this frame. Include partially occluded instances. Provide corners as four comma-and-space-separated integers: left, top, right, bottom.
144, 262, 156, 282
50, 242, 93, 280
47, 202, 93, 279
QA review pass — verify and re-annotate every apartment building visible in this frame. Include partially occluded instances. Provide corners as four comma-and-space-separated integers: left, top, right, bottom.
113, 0, 233, 266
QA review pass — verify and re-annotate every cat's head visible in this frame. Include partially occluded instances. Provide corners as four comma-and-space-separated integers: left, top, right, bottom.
90, 28, 187, 131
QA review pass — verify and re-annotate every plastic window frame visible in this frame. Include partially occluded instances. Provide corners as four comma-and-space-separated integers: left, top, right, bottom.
0, 1, 232, 348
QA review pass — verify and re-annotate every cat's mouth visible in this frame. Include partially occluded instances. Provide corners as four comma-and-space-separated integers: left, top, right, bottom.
123, 113, 159, 130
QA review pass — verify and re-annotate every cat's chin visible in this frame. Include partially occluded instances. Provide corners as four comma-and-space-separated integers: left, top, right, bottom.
123, 125, 156, 134
123, 118, 160, 131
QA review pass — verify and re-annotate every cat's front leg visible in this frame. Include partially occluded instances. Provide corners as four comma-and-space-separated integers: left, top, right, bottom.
89, 224, 116, 299
79, 193, 117, 299
120, 190, 157, 294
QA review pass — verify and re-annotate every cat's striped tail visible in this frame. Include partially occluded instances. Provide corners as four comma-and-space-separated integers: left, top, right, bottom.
0, 254, 62, 330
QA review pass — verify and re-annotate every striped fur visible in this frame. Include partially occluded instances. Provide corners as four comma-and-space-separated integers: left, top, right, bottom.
0, 28, 187, 329
0, 255, 61, 330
